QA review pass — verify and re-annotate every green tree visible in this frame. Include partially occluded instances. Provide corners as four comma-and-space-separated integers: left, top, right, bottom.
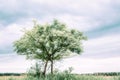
14, 20, 86, 76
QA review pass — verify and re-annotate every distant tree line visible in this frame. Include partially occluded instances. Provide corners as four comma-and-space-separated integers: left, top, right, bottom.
0, 73, 24, 76
0, 72, 120, 76
81, 72, 120, 76
93, 72, 120, 76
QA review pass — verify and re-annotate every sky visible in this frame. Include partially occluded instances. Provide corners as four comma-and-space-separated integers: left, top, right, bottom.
0, 0, 120, 73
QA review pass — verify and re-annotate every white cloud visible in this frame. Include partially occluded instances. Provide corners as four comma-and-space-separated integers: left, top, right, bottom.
0, 0, 120, 34
0, 54, 32, 73
0, 0, 118, 29
0, 21, 33, 46
84, 34, 120, 47
82, 34, 120, 58
54, 14, 100, 31
0, 0, 20, 13
59, 56, 120, 74
1, 54, 120, 73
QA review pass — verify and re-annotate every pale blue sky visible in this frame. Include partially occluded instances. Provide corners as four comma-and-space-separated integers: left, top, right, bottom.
0, 0, 120, 73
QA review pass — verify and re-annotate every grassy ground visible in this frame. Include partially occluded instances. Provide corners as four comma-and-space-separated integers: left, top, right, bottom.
76, 75, 120, 80
0, 76, 25, 80
0, 75, 120, 80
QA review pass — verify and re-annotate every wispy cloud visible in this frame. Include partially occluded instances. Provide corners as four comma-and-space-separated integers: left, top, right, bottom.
0, 54, 120, 73
0, 22, 33, 53
0, 54, 32, 73
82, 34, 120, 58
0, 0, 120, 28
61, 56, 120, 73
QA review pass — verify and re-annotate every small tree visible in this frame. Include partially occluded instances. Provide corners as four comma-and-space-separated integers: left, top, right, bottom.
14, 20, 86, 76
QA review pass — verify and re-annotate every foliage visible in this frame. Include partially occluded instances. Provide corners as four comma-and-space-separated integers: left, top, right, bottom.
14, 19, 86, 76
27, 62, 43, 78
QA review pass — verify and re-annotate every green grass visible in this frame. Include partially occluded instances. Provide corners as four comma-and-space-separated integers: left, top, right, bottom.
0, 74, 120, 80
1, 70, 120, 80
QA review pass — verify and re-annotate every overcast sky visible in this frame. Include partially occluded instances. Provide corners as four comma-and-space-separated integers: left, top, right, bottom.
0, 0, 120, 73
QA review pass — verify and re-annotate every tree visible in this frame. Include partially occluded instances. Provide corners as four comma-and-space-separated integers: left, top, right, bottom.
14, 20, 86, 76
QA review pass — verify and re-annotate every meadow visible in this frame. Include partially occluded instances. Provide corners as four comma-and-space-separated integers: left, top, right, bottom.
0, 72, 120, 80
0, 75, 120, 80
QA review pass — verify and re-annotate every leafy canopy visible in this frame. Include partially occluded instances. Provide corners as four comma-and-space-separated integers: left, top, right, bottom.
14, 20, 86, 61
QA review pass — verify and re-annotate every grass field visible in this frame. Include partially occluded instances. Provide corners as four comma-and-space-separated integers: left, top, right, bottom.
0, 75, 120, 80
0, 76, 25, 80
0, 72, 120, 80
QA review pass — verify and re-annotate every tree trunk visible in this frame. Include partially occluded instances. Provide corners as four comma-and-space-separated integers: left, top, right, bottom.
51, 60, 53, 75
43, 60, 48, 76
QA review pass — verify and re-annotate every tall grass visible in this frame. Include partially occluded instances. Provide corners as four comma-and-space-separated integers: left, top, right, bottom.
1, 65, 120, 80
3, 75, 120, 80
4, 68, 120, 80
